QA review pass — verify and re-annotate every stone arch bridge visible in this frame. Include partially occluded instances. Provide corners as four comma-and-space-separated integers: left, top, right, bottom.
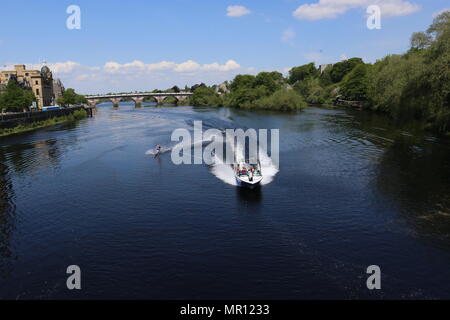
85, 92, 193, 108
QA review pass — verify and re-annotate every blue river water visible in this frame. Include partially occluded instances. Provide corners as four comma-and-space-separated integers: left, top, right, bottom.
0, 103, 449, 299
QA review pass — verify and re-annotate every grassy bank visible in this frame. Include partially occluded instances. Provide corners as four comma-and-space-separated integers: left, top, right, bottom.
0, 109, 88, 137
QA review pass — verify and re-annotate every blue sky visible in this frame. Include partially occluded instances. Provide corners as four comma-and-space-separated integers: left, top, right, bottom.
0, 0, 448, 93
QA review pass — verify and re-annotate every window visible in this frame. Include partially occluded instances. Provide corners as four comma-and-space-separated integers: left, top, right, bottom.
25, 73, 29, 76
35, 81, 39, 85
36, 89, 40, 96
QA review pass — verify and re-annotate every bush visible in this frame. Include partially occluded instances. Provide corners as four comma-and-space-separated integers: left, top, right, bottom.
242, 89, 307, 111
294, 78, 329, 104
190, 87, 223, 106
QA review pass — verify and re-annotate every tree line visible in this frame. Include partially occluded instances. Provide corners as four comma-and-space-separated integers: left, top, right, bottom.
188, 11, 450, 133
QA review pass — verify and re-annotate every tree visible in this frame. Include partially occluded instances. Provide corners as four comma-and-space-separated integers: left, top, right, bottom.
427, 10, 450, 39
255, 71, 284, 94
250, 89, 306, 111
224, 87, 261, 108
0, 79, 35, 112
58, 88, 87, 106
294, 78, 328, 104
341, 64, 370, 101
329, 58, 364, 83
410, 32, 432, 50
288, 63, 318, 84
230, 75, 256, 91
190, 87, 222, 106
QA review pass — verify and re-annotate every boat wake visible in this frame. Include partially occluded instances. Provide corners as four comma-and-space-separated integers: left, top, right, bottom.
145, 131, 279, 187
209, 137, 279, 186
145, 147, 171, 156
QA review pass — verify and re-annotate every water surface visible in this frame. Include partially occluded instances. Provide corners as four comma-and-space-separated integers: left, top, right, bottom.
0, 103, 449, 299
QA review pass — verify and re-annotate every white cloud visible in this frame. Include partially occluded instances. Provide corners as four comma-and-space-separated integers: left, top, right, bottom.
202, 60, 240, 71
281, 28, 296, 45
174, 60, 200, 72
293, 0, 420, 20
103, 59, 240, 74
1, 59, 245, 94
226, 5, 251, 17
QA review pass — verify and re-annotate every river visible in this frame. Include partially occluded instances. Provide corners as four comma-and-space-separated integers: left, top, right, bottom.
0, 102, 449, 299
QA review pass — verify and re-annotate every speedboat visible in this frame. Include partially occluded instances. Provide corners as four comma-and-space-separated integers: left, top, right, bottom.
232, 160, 263, 187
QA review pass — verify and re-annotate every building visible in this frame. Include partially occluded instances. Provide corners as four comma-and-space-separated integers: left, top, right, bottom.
0, 65, 57, 109
318, 64, 333, 74
214, 81, 229, 95
53, 78, 65, 103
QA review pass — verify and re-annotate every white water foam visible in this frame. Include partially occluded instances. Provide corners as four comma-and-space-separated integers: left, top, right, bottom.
145, 147, 171, 156
210, 136, 279, 186
146, 133, 279, 186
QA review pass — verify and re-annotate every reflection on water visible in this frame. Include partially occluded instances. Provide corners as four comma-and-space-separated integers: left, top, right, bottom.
0, 153, 14, 279
377, 136, 450, 246
336, 109, 450, 246
236, 186, 263, 204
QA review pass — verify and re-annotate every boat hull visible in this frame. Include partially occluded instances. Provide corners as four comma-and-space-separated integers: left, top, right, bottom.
235, 177, 262, 188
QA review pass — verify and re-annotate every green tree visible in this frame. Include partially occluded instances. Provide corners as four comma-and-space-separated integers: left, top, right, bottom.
406, 11, 450, 131
229, 75, 256, 91
190, 83, 207, 91
250, 89, 307, 111
427, 10, 450, 38
224, 87, 262, 108
255, 71, 284, 94
410, 32, 432, 50
58, 88, 87, 106
288, 63, 318, 84
294, 78, 328, 104
329, 58, 364, 83
190, 87, 222, 106
0, 79, 35, 112
341, 64, 370, 101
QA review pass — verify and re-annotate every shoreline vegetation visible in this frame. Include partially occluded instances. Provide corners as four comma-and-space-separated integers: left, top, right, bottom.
182, 12, 449, 134
0, 77, 88, 137
0, 109, 87, 137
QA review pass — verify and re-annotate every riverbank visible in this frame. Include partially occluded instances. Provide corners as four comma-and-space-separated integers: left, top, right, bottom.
0, 108, 88, 137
